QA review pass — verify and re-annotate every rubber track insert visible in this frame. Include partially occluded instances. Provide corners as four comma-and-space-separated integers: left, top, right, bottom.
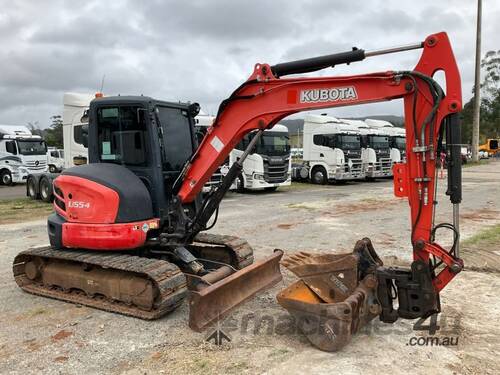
13, 246, 187, 320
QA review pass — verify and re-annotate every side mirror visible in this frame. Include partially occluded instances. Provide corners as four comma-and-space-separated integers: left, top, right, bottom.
80, 109, 89, 123
6, 140, 17, 155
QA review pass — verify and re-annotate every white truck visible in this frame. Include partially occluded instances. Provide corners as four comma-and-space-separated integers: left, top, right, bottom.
0, 125, 48, 185
293, 114, 364, 184
27, 93, 92, 201
232, 124, 291, 191
365, 118, 406, 164
341, 119, 393, 179
47, 147, 65, 173
195, 115, 292, 192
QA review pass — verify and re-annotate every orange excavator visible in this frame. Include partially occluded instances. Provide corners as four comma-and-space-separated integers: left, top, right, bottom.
13, 32, 463, 348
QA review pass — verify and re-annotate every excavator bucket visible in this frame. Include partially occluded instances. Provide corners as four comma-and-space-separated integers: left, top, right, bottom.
277, 238, 383, 351
188, 249, 283, 331
281, 252, 359, 303
277, 274, 381, 352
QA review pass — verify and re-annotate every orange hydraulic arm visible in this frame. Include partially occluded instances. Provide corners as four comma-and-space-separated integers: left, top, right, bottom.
176, 32, 463, 321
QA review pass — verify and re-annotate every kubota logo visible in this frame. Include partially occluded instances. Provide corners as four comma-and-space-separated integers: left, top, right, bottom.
300, 87, 357, 103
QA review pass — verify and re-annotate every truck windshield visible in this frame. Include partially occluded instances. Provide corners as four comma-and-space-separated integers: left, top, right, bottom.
338, 135, 360, 150
393, 136, 406, 151
254, 132, 290, 156
17, 140, 47, 155
367, 135, 389, 149
156, 106, 193, 171
97, 106, 148, 166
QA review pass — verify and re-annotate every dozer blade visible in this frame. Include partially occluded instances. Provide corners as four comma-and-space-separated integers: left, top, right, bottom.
188, 249, 283, 331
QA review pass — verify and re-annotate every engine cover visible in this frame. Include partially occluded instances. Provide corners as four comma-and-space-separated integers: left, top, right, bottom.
54, 163, 153, 224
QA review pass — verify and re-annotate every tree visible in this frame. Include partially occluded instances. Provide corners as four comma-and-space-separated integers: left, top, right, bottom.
44, 115, 63, 148
26, 121, 44, 137
461, 50, 500, 144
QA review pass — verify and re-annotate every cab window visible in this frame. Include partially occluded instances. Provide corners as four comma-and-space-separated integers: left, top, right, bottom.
96, 106, 147, 166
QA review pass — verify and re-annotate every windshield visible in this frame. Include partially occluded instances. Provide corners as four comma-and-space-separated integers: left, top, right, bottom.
367, 135, 389, 149
338, 135, 361, 150
393, 136, 406, 150
17, 140, 47, 155
97, 106, 148, 166
253, 132, 290, 156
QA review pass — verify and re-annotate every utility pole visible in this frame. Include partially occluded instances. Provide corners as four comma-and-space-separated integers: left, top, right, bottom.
471, 0, 482, 162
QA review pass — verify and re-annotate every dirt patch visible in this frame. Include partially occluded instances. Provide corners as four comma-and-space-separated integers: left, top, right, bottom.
0, 198, 53, 225
53, 356, 69, 363
276, 223, 302, 230
461, 208, 500, 222
286, 197, 399, 217
51, 330, 73, 342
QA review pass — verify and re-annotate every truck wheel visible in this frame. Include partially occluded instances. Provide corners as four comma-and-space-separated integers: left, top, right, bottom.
27, 177, 39, 200
49, 165, 57, 173
311, 167, 327, 185
236, 174, 245, 193
39, 177, 53, 203
1, 170, 13, 186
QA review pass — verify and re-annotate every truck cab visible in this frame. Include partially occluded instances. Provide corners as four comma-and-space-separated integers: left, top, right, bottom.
63, 93, 94, 167
301, 114, 364, 184
232, 124, 291, 191
47, 147, 65, 173
365, 119, 406, 164
196, 115, 291, 192
342, 119, 392, 179
0, 125, 48, 185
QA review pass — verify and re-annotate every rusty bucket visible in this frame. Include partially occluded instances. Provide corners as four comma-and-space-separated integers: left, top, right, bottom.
277, 274, 381, 352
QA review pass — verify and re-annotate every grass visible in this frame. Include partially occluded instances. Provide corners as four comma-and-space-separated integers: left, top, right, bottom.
285, 202, 315, 210
462, 224, 500, 247
0, 198, 53, 225
462, 159, 489, 168
278, 181, 320, 192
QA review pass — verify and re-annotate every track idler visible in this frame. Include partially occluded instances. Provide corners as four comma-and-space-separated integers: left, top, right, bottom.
277, 238, 382, 352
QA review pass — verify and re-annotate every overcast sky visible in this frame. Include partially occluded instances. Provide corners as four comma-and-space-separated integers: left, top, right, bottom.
1, 0, 499, 127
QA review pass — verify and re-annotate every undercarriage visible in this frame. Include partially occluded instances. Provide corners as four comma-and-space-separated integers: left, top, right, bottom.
13, 233, 282, 330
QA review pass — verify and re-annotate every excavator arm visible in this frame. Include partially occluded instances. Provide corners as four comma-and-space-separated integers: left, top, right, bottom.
175, 32, 463, 322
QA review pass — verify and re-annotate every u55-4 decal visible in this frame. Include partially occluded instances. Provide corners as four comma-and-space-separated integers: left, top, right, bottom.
68, 201, 90, 209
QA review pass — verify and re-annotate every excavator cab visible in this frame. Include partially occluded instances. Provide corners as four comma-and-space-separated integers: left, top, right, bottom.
87, 96, 201, 221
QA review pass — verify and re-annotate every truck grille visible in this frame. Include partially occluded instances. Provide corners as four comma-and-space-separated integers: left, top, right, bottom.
345, 158, 363, 173
263, 158, 289, 184
25, 160, 47, 171
379, 158, 392, 171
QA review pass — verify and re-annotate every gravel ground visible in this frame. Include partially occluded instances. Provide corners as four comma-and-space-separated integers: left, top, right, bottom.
0, 161, 499, 375
0, 185, 26, 200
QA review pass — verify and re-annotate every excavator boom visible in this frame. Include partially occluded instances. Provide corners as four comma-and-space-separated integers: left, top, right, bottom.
175, 32, 463, 327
